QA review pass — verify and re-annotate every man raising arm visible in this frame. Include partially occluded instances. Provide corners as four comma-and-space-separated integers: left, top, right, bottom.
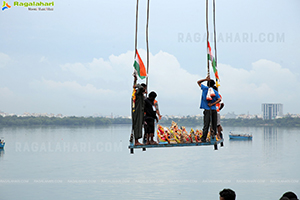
197, 76, 221, 142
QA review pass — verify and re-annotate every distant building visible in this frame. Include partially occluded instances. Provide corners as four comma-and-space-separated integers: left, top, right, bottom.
262, 103, 283, 120
224, 112, 237, 119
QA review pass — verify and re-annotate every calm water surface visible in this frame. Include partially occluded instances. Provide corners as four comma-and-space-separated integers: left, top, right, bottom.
0, 125, 299, 200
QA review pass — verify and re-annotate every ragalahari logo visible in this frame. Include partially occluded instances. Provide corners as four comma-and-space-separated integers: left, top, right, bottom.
2, 1, 11, 11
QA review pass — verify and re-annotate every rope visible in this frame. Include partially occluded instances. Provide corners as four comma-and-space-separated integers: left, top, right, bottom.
134, 0, 139, 58
207, 0, 218, 84
213, 0, 217, 68
132, 0, 150, 141
134, 0, 150, 89
146, 0, 150, 89
206, 0, 210, 77
132, 0, 139, 141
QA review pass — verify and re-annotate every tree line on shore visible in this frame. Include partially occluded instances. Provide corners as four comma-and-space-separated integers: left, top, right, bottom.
0, 115, 300, 127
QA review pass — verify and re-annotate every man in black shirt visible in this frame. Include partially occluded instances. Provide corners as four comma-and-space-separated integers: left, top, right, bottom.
144, 91, 158, 145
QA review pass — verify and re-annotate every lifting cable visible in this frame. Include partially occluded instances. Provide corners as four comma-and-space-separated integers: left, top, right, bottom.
206, 0, 210, 77
206, 0, 219, 86
213, 0, 217, 70
145, 0, 150, 89
134, 0, 139, 58
134, 0, 151, 90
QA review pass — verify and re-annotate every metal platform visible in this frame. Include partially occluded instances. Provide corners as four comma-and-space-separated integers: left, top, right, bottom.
128, 139, 224, 154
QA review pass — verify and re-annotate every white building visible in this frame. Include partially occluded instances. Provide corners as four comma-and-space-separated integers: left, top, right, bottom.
262, 103, 283, 120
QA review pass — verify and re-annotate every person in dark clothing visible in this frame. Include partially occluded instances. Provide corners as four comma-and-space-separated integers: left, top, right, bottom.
213, 85, 224, 139
219, 188, 236, 200
132, 73, 147, 146
280, 191, 298, 200
144, 91, 158, 145
197, 76, 221, 142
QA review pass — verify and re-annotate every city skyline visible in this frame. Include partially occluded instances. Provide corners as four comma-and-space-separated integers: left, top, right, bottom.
1, 104, 300, 119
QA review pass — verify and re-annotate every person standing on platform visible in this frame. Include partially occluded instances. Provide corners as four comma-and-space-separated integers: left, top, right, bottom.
154, 99, 162, 120
144, 91, 159, 145
213, 86, 224, 139
132, 73, 147, 146
143, 98, 161, 144
197, 76, 221, 142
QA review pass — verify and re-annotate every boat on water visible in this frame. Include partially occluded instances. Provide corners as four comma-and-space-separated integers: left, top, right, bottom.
0, 139, 5, 149
229, 132, 252, 140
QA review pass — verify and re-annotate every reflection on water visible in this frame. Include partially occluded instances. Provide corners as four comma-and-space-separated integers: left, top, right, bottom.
264, 127, 278, 138
263, 127, 278, 154
0, 126, 299, 200
264, 127, 278, 145
229, 139, 252, 144
0, 149, 4, 158
228, 137, 253, 150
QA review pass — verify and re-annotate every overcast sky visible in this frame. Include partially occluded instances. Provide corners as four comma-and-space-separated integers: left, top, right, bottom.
0, 0, 300, 117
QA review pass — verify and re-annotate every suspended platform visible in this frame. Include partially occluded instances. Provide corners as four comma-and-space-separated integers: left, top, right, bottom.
128, 138, 224, 154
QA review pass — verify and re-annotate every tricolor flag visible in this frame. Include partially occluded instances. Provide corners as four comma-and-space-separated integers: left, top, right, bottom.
207, 41, 220, 81
133, 50, 147, 79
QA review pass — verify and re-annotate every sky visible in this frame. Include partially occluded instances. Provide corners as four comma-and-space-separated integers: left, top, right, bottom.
0, 0, 300, 117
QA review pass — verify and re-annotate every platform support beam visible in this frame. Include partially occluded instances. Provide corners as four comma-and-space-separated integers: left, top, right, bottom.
214, 142, 218, 150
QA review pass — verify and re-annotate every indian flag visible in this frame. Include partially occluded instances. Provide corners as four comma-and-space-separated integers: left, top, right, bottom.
207, 41, 220, 80
133, 50, 147, 79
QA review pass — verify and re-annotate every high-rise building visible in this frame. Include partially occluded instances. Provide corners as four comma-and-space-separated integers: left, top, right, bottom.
262, 103, 283, 120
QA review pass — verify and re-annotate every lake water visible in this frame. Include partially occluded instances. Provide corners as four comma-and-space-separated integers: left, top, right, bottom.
0, 125, 299, 200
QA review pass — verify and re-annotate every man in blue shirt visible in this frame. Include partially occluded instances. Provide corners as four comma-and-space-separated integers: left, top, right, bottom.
197, 76, 221, 142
